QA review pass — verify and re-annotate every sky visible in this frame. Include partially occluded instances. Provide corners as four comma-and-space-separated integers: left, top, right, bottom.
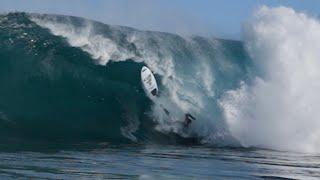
1, 0, 320, 40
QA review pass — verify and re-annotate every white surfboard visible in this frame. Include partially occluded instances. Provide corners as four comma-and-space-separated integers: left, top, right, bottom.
141, 66, 158, 98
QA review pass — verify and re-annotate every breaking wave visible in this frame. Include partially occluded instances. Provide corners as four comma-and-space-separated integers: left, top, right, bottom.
220, 6, 320, 153
0, 6, 319, 153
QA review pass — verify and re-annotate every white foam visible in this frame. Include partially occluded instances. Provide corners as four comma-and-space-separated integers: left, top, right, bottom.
31, 16, 136, 65
220, 6, 320, 153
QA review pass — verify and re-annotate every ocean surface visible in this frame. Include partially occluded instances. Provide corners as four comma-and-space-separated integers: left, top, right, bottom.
0, 144, 319, 179
0, 6, 320, 179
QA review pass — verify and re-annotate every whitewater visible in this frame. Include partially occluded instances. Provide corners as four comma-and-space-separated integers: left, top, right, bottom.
0, 6, 319, 155
220, 6, 320, 153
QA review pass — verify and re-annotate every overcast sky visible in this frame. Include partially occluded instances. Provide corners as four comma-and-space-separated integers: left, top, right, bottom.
1, 0, 320, 40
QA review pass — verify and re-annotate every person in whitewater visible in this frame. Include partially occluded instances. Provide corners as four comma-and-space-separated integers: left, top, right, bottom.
161, 104, 196, 127
184, 113, 196, 127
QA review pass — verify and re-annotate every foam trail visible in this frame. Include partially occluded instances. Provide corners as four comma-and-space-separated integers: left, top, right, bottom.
220, 6, 320, 153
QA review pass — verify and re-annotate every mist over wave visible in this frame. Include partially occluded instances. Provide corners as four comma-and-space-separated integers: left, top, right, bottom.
220, 6, 320, 153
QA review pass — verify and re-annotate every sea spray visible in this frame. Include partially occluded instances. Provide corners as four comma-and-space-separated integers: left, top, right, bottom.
220, 6, 320, 153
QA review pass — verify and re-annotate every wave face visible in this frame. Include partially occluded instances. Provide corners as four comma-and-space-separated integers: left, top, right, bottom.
0, 12, 249, 145
1, 6, 318, 153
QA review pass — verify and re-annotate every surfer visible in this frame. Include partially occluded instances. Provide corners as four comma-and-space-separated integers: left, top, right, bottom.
184, 113, 196, 127
160, 104, 196, 127
160, 106, 195, 127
